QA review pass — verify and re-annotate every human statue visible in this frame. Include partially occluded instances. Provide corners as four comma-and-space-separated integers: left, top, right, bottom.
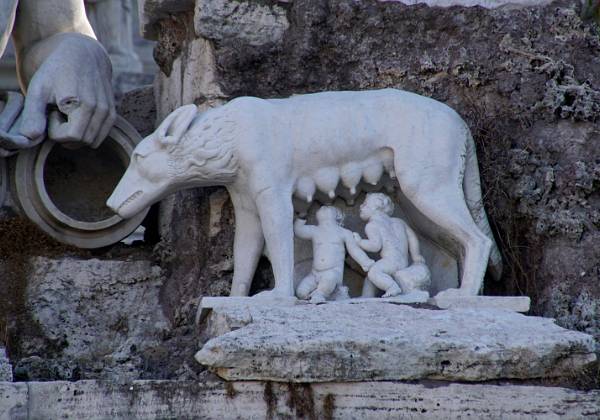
354, 193, 431, 298
294, 206, 375, 303
0, 0, 116, 156
84, 0, 142, 75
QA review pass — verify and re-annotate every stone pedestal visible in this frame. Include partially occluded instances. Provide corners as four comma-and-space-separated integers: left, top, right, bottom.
196, 299, 596, 383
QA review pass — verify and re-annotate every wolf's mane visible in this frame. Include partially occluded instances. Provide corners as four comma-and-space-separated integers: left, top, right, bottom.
167, 108, 238, 182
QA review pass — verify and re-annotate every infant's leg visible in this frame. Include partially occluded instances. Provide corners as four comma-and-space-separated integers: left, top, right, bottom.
368, 259, 401, 297
296, 272, 317, 300
310, 269, 342, 303
394, 262, 431, 293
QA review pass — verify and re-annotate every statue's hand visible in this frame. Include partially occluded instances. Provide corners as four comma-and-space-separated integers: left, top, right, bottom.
352, 232, 362, 242
360, 259, 374, 272
0, 91, 43, 156
18, 33, 116, 149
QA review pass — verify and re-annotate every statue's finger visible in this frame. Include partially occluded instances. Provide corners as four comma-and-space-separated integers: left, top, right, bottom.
19, 75, 49, 141
48, 101, 93, 144
82, 99, 109, 147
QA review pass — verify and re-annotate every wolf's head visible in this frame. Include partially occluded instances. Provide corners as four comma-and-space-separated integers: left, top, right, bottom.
107, 104, 238, 219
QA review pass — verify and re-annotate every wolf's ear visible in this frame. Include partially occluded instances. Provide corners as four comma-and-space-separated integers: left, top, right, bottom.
156, 104, 198, 146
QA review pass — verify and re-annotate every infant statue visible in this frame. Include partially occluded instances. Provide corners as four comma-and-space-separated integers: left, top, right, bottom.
355, 193, 431, 298
294, 206, 375, 303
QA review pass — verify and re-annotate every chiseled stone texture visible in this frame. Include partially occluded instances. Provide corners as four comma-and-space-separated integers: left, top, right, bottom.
195, 0, 289, 46
0, 379, 599, 419
0, 348, 11, 382
387, 0, 555, 8
196, 302, 596, 382
137, 0, 195, 39
14, 257, 171, 381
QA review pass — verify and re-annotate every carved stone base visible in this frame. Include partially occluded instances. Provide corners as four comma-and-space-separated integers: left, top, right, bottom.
195, 301, 596, 383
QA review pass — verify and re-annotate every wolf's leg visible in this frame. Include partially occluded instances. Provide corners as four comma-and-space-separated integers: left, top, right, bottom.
230, 202, 264, 297
255, 187, 295, 297
398, 173, 491, 296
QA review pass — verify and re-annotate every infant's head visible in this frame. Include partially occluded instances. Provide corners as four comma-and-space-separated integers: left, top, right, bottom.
360, 193, 394, 220
316, 206, 343, 225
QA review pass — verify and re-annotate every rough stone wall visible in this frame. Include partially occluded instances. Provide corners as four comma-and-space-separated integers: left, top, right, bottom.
153, 0, 600, 343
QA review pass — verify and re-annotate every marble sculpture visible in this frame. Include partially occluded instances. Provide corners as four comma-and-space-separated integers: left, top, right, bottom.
0, 0, 116, 156
356, 193, 431, 298
107, 89, 503, 300
294, 206, 374, 303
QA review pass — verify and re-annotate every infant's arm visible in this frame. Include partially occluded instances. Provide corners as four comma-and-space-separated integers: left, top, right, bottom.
343, 229, 374, 270
357, 222, 383, 253
406, 224, 426, 264
294, 218, 316, 240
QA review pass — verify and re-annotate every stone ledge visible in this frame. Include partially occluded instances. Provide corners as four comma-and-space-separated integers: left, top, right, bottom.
196, 302, 596, 382
0, 380, 598, 419
431, 294, 531, 312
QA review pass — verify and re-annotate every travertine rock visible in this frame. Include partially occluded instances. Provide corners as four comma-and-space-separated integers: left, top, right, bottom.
0, 379, 599, 419
391, 0, 554, 7
16, 256, 170, 381
196, 302, 596, 382
138, 0, 194, 39
0, 347, 11, 381
195, 0, 289, 47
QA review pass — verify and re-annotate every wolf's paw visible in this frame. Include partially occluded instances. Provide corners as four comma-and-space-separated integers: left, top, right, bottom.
252, 288, 295, 300
434, 287, 473, 302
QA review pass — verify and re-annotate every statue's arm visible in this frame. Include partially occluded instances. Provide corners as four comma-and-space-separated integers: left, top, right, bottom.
344, 230, 374, 271
294, 219, 316, 240
0, 0, 18, 59
406, 224, 426, 264
12, 0, 95, 86
4, 0, 115, 149
358, 223, 382, 253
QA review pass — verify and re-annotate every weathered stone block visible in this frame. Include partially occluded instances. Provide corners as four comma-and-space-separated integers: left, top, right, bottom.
1, 379, 599, 419
17, 257, 169, 381
196, 302, 596, 382
0, 382, 27, 420
138, 0, 195, 39
195, 0, 289, 46
0, 348, 11, 382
